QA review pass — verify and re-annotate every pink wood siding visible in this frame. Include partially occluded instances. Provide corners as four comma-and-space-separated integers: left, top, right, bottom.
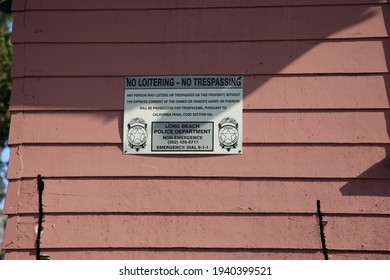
8, 111, 390, 144
10, 41, 389, 76
5, 145, 390, 178
4, 179, 390, 215
3, 0, 390, 259
11, 6, 390, 43
10, 76, 390, 110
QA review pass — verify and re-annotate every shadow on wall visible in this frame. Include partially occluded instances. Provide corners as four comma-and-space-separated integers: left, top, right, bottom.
340, 7, 390, 197
7, 4, 390, 195
340, 150, 390, 197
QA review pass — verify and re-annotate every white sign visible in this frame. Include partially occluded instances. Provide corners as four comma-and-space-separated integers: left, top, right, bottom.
123, 76, 243, 154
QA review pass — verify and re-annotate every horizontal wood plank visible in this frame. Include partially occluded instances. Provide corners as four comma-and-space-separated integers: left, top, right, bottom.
5, 249, 390, 260
7, 111, 390, 144
4, 249, 323, 260
7, 145, 390, 179
6, 248, 390, 260
325, 216, 390, 251
245, 111, 390, 144
329, 252, 390, 259
3, 179, 390, 215
11, 40, 389, 77
4, 214, 389, 251
12, 6, 389, 43
13, 0, 389, 11
10, 76, 390, 111
2, 214, 320, 250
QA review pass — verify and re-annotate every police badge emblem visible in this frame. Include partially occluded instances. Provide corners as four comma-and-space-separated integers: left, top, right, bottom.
127, 118, 148, 151
218, 117, 239, 152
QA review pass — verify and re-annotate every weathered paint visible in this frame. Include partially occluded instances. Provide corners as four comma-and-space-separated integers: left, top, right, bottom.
6, 145, 390, 179
8, 111, 390, 144
11, 6, 389, 43
3, 214, 389, 251
325, 216, 390, 251
3, 0, 390, 259
10, 76, 390, 111
3, 214, 320, 249
6, 249, 390, 260
3, 179, 390, 215
11, 41, 389, 77
329, 252, 390, 260
5, 249, 325, 260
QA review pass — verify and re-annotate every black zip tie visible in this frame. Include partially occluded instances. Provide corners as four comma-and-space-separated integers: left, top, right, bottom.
316, 200, 329, 260
36, 174, 45, 260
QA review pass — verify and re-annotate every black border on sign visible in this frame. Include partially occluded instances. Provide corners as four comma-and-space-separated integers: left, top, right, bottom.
151, 122, 214, 152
